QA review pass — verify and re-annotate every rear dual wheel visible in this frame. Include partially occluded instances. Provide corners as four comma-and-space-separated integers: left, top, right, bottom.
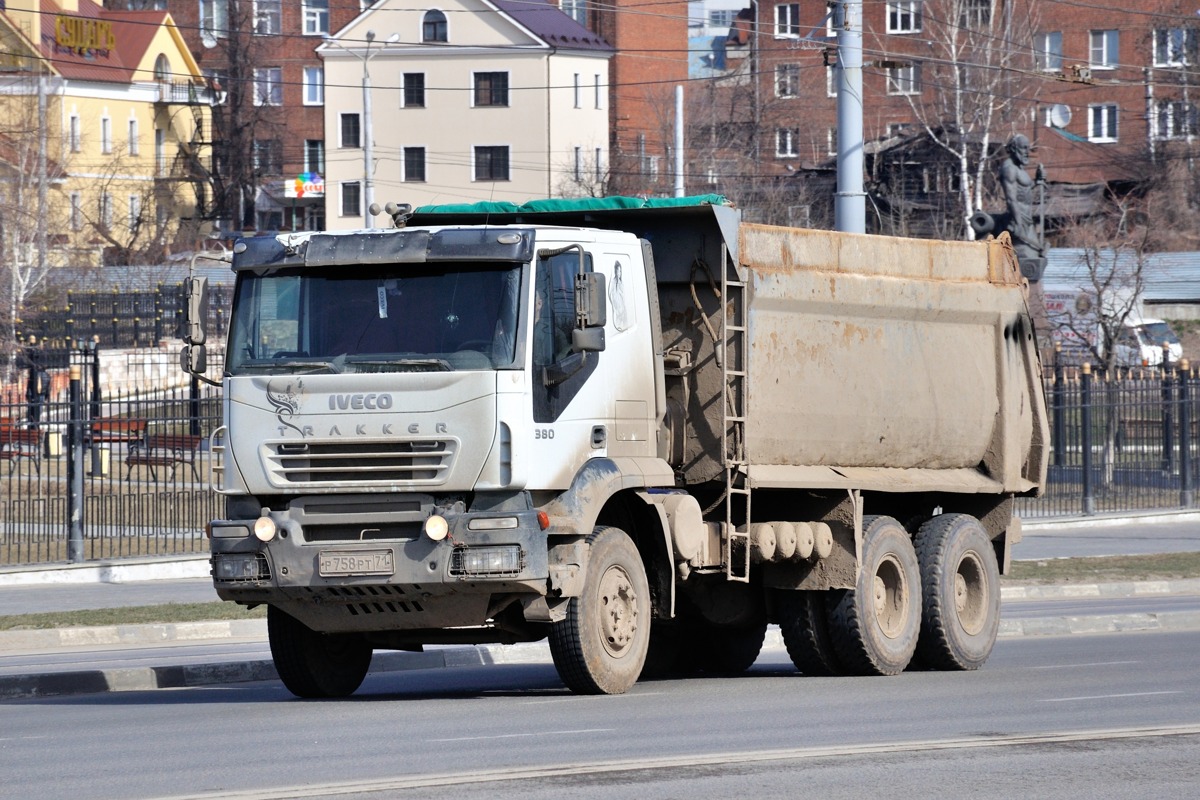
268, 605, 373, 699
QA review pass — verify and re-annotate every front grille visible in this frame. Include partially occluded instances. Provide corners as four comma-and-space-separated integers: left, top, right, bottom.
304, 522, 423, 542
264, 439, 455, 485
303, 585, 426, 616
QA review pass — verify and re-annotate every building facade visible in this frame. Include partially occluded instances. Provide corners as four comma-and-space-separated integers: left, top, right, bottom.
0, 0, 211, 271
320, 0, 613, 228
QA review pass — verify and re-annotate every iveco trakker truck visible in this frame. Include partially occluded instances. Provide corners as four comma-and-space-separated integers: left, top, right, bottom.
183, 196, 1048, 698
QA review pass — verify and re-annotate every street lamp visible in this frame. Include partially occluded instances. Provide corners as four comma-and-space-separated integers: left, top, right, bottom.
324, 30, 398, 229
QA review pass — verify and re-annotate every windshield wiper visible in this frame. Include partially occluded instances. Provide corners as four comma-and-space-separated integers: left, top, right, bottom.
241, 359, 340, 374
347, 358, 451, 372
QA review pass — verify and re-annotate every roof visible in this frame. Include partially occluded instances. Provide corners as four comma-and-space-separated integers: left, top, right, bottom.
1045, 248, 1200, 303
490, 0, 613, 52
37, 0, 169, 84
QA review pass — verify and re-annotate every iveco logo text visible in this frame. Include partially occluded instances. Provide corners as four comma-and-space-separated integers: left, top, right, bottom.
329, 393, 394, 410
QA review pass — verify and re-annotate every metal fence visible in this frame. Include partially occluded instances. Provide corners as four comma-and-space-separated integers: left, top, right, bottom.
1, 351, 1198, 567
0, 368, 221, 567
17, 284, 233, 350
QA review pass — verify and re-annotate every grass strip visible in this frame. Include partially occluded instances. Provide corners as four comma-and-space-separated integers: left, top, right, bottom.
1006, 551, 1200, 584
0, 602, 264, 631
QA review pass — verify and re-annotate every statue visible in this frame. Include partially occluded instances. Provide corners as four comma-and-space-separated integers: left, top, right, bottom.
969, 133, 1047, 282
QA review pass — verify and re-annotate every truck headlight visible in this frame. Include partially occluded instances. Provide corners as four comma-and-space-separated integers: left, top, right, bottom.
425, 514, 449, 541
254, 516, 277, 542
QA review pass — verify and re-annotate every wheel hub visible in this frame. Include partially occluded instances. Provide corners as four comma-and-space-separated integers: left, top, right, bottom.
872, 555, 909, 639
955, 551, 987, 635
598, 564, 639, 657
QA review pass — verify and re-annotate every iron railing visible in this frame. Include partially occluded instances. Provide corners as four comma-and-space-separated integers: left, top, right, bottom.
1, 350, 1198, 566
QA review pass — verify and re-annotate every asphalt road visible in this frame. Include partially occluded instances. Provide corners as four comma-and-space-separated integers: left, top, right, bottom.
4, 629, 1199, 800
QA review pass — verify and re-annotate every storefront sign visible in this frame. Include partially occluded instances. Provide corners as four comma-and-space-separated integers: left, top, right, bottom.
55, 16, 116, 54
286, 172, 325, 199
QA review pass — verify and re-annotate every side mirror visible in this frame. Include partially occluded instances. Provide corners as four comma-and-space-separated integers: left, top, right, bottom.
180, 343, 207, 374
575, 272, 606, 329
185, 276, 209, 345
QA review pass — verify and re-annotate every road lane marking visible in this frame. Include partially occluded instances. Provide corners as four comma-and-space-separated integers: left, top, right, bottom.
522, 691, 663, 705
1039, 691, 1182, 703
1032, 661, 1141, 670
146, 724, 1200, 800
430, 728, 610, 742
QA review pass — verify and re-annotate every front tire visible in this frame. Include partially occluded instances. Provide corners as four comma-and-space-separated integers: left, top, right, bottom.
267, 605, 373, 699
549, 527, 650, 694
913, 514, 1001, 671
827, 516, 921, 676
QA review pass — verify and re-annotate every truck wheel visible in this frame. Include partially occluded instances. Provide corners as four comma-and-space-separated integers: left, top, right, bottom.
691, 622, 768, 676
776, 589, 844, 676
913, 514, 1001, 671
549, 526, 650, 694
827, 516, 921, 676
267, 605, 373, 699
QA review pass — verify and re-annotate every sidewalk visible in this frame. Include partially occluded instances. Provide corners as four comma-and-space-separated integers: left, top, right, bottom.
3, 512, 1200, 700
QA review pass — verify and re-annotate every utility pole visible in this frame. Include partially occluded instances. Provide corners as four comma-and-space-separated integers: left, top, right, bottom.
834, 0, 865, 233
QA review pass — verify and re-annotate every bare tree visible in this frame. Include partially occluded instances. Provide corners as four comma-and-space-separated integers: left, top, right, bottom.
889, 0, 1037, 239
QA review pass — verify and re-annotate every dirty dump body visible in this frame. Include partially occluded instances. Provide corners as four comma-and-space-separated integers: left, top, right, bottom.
200, 198, 1048, 698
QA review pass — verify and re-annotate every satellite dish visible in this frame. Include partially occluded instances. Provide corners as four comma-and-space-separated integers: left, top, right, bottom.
1048, 104, 1072, 128
200, 31, 218, 49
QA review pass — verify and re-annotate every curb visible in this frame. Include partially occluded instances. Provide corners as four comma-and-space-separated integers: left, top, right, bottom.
0, 554, 211, 587
1000, 578, 1200, 601
998, 611, 1200, 638
1020, 510, 1200, 532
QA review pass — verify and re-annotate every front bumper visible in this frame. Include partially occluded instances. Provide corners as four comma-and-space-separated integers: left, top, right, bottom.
209, 497, 549, 632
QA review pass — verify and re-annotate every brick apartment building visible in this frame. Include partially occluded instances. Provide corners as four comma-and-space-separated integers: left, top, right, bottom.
695, 0, 1200, 238
158, 0, 363, 234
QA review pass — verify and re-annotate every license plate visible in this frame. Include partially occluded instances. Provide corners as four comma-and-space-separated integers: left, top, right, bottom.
318, 549, 395, 577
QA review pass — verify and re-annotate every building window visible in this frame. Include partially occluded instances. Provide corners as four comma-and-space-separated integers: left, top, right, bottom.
99, 193, 113, 229
1154, 100, 1198, 140
340, 113, 361, 148
1090, 29, 1118, 69
340, 182, 361, 217
473, 72, 509, 106
199, 0, 229, 39
254, 0, 281, 34
69, 114, 80, 152
826, 65, 838, 97
303, 67, 323, 105
959, 0, 990, 28
709, 9, 735, 27
595, 74, 602, 109
562, 0, 587, 25
574, 146, 583, 181
776, 63, 800, 98
128, 195, 141, 231
1089, 104, 1118, 142
423, 10, 447, 42
1154, 28, 1197, 67
1034, 31, 1062, 71
253, 67, 282, 106
595, 146, 603, 181
776, 128, 799, 157
887, 1, 920, 33
574, 73, 581, 108
155, 128, 166, 173
100, 116, 112, 154
775, 3, 800, 37
403, 147, 426, 181
302, 0, 328, 35
305, 139, 325, 173
128, 118, 139, 155
886, 62, 920, 95
70, 193, 82, 231
474, 146, 510, 181
253, 139, 283, 174
402, 73, 425, 107
827, 126, 838, 156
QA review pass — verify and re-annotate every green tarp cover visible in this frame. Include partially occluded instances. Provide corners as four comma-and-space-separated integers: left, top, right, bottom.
413, 194, 730, 215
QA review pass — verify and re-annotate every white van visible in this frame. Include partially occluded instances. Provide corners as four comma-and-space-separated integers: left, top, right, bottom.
1112, 317, 1182, 367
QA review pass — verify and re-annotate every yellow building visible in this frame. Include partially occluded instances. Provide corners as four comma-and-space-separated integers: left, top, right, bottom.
0, 0, 211, 275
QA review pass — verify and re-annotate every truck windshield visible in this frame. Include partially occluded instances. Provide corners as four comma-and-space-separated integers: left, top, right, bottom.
1139, 321, 1180, 347
226, 263, 522, 375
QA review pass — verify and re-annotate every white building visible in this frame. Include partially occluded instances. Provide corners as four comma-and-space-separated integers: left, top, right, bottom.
320, 0, 613, 229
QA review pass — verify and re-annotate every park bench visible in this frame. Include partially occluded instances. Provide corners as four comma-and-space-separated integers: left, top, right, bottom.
125, 432, 203, 482
91, 417, 148, 446
0, 423, 42, 475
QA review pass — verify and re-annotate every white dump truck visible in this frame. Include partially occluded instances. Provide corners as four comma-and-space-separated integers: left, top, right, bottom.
182, 196, 1048, 698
